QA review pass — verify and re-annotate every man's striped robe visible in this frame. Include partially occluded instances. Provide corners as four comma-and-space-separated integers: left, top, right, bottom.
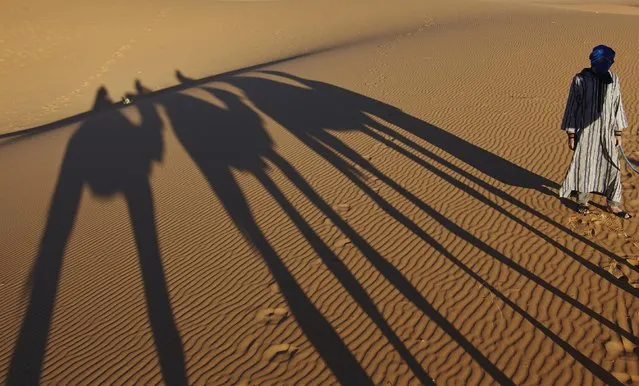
559, 68, 628, 203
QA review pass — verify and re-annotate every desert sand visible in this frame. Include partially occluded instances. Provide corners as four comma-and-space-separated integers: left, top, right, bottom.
1, 0, 639, 385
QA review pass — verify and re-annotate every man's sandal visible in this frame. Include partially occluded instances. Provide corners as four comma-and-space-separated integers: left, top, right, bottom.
607, 206, 633, 219
577, 204, 590, 215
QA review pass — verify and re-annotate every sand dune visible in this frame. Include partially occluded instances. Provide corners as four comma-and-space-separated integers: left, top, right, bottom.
0, 0, 498, 135
534, 2, 639, 15
2, 0, 639, 385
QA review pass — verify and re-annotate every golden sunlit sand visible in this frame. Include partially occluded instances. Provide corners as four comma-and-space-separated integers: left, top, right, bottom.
1, 1, 639, 384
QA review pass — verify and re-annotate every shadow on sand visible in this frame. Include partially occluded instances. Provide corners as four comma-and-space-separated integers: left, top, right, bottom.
219, 71, 628, 385
7, 83, 188, 386
227, 71, 637, 281
8, 67, 631, 386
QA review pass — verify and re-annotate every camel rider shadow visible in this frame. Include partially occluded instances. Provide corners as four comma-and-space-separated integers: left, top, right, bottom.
8, 83, 188, 386
227, 71, 559, 197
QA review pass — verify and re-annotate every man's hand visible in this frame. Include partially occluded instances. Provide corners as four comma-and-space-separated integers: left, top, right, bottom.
615, 134, 622, 147
568, 136, 575, 150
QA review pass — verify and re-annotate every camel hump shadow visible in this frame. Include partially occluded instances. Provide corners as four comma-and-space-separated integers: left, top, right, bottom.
228, 70, 558, 194
8, 84, 187, 386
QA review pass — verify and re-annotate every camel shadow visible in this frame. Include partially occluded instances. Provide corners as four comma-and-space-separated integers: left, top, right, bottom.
158, 75, 425, 385
160, 71, 515, 384
221, 71, 631, 385
7, 84, 188, 386
226, 71, 636, 276
9, 68, 630, 386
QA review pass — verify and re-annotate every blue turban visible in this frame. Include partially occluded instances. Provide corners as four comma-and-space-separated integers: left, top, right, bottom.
589, 45, 615, 76
590, 45, 615, 64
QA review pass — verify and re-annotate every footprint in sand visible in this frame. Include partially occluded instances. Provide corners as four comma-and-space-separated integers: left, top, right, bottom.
255, 308, 289, 324
335, 203, 351, 213
321, 218, 335, 233
601, 261, 629, 280
604, 334, 638, 361
569, 217, 587, 233
367, 176, 380, 184
238, 334, 258, 353
334, 237, 351, 249
606, 230, 626, 243
263, 343, 299, 363
605, 340, 626, 359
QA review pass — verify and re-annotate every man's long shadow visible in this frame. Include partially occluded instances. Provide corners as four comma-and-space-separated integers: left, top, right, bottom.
222, 71, 630, 385
7, 84, 187, 386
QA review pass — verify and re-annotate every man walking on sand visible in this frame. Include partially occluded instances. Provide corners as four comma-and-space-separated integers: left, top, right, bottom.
559, 44, 632, 218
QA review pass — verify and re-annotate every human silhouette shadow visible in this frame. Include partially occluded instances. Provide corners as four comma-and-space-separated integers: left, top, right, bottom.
228, 72, 637, 280
7, 84, 188, 386
221, 72, 631, 385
